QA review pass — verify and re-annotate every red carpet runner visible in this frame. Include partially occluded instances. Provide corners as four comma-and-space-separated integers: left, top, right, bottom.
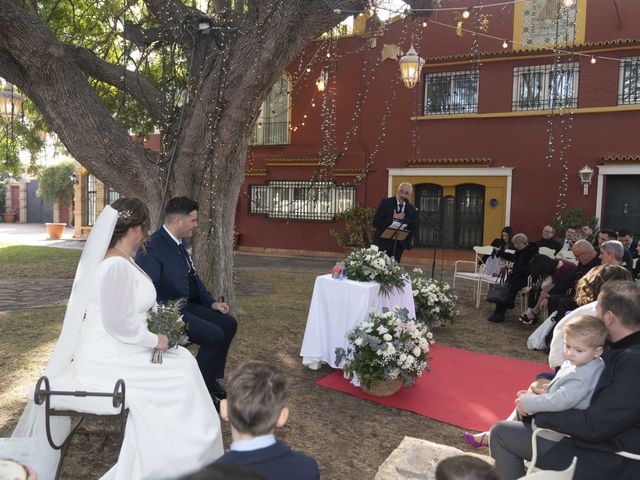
315, 343, 552, 432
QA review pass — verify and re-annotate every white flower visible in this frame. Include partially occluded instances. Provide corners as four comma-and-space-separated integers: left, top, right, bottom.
413, 346, 421, 357
369, 245, 379, 252
354, 337, 364, 346
383, 333, 392, 341
427, 332, 434, 340
377, 325, 388, 334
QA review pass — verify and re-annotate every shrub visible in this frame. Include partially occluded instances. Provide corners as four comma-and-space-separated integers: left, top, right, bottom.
37, 161, 75, 207
330, 204, 375, 249
554, 207, 598, 237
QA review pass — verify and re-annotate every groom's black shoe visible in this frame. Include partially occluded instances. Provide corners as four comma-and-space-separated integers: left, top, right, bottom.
211, 381, 227, 399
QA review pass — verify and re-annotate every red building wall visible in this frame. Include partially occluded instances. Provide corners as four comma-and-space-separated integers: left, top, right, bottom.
237, 0, 640, 253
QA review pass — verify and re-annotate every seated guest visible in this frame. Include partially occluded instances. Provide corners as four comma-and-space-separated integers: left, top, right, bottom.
435, 455, 499, 480
548, 265, 632, 369
556, 228, 576, 258
488, 233, 538, 323
180, 464, 268, 480
599, 240, 633, 273
617, 229, 637, 258
136, 196, 237, 409
491, 226, 515, 256
536, 225, 562, 253
215, 361, 320, 480
490, 281, 640, 480
581, 225, 594, 243
595, 228, 617, 248
519, 254, 577, 325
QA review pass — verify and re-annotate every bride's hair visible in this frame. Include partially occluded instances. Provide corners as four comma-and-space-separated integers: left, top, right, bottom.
109, 197, 151, 248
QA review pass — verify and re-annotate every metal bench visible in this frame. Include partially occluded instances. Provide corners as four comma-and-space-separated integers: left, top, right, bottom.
34, 376, 128, 480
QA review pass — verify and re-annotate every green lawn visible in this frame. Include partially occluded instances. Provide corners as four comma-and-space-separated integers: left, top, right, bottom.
0, 244, 81, 278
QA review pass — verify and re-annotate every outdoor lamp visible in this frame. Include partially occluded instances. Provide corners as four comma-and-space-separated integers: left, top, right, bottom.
579, 165, 594, 195
398, 45, 425, 89
562, 0, 575, 8
316, 69, 328, 92
0, 81, 23, 116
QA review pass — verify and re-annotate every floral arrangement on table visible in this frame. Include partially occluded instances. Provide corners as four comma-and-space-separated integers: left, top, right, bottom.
343, 245, 405, 296
335, 307, 434, 395
147, 299, 189, 364
411, 268, 459, 328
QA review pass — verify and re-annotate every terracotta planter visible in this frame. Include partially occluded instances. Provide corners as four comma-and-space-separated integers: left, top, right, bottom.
361, 377, 404, 397
3, 212, 16, 223
45, 223, 67, 240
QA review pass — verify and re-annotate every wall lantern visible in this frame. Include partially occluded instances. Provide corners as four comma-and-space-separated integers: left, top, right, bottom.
579, 165, 594, 195
70, 173, 79, 185
398, 45, 425, 89
0, 80, 23, 117
316, 69, 328, 92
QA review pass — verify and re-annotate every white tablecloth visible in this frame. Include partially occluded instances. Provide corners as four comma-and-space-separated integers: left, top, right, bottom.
300, 274, 416, 369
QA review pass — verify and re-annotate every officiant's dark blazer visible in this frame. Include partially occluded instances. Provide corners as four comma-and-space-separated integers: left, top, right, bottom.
373, 196, 418, 260
215, 440, 320, 480
136, 227, 216, 307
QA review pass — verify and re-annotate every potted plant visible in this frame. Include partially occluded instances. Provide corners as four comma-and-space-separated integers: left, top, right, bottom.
37, 161, 75, 239
410, 267, 459, 329
3, 209, 16, 223
335, 307, 434, 397
330, 204, 376, 251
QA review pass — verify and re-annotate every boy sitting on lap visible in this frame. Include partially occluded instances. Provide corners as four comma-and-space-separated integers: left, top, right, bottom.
215, 361, 320, 480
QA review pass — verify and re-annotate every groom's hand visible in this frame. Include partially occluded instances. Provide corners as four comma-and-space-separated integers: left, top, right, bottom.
212, 302, 230, 314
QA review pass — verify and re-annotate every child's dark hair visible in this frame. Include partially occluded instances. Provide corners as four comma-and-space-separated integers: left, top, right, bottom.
108, 198, 150, 248
529, 254, 559, 283
435, 455, 499, 480
226, 361, 288, 436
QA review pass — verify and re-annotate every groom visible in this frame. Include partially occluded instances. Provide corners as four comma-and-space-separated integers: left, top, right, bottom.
136, 196, 236, 408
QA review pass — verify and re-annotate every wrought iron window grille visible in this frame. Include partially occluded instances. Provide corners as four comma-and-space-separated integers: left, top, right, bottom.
618, 57, 640, 106
512, 63, 579, 111
424, 70, 480, 115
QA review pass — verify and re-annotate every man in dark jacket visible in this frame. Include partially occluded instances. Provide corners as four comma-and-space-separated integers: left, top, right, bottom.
490, 280, 640, 480
372, 182, 418, 262
136, 197, 236, 407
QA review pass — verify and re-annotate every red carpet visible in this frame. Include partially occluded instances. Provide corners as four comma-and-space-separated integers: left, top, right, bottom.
315, 343, 552, 432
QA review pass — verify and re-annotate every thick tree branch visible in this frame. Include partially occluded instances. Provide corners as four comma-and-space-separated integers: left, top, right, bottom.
142, 0, 197, 47
123, 20, 165, 47
65, 44, 165, 121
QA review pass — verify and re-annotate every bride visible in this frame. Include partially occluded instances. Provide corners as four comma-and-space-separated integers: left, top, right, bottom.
1, 198, 223, 479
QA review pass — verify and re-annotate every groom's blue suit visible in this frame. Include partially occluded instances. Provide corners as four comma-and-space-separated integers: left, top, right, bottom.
136, 227, 236, 391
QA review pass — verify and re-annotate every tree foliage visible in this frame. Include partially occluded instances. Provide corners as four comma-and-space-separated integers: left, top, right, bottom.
37, 160, 75, 207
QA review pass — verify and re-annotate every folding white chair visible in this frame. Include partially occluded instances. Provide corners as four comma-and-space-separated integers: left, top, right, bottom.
452, 246, 495, 308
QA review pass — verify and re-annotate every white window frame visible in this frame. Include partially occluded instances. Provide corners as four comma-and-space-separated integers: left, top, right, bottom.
512, 62, 579, 111
423, 70, 479, 115
618, 56, 640, 106
251, 75, 291, 145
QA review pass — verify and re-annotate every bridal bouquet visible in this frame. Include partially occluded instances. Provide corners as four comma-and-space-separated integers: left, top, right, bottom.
335, 307, 433, 391
411, 268, 459, 328
344, 245, 405, 296
147, 299, 189, 364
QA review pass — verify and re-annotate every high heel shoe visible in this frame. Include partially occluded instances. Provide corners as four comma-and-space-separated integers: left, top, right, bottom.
518, 310, 539, 325
463, 432, 489, 448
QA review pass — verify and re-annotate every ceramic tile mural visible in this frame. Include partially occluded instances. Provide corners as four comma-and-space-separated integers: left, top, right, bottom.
520, 0, 578, 47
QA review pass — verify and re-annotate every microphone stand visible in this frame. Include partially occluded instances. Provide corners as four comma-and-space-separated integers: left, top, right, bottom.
413, 208, 459, 279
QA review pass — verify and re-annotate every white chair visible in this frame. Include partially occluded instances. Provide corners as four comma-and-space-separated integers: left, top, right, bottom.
453, 246, 495, 308
521, 428, 640, 479
538, 247, 557, 259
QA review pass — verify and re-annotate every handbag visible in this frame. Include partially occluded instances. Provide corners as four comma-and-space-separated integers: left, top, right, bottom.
527, 311, 557, 350
486, 267, 510, 304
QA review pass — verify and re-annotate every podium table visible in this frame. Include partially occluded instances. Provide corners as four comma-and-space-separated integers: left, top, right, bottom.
300, 274, 416, 369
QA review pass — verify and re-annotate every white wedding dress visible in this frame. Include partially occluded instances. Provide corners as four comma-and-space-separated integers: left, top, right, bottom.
0, 206, 222, 480
73, 256, 223, 479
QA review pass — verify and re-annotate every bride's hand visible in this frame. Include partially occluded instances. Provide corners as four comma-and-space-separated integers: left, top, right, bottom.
156, 334, 169, 352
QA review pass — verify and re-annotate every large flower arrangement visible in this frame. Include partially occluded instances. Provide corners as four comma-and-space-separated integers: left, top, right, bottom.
411, 268, 458, 328
335, 307, 434, 390
344, 245, 405, 296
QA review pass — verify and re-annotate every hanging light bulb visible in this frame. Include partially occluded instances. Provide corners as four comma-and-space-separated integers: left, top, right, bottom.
462, 7, 471, 19
590, 55, 597, 64
502, 39, 509, 49
422, 21, 427, 28
316, 69, 328, 92
398, 45, 425, 89
561, 0, 574, 8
